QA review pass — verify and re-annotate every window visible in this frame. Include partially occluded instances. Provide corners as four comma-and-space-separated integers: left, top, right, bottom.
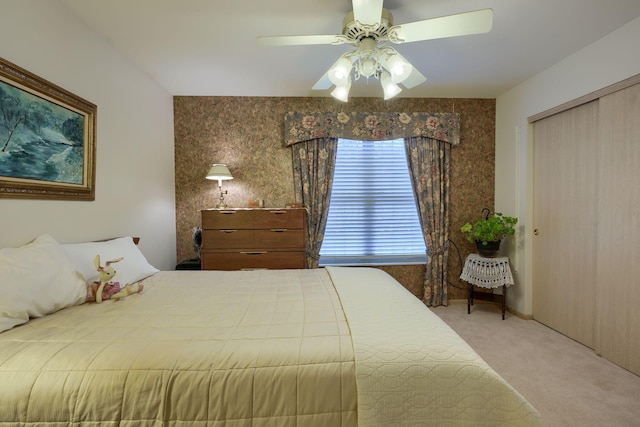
319, 138, 427, 266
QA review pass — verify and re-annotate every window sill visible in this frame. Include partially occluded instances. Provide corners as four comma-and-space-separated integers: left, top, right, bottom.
319, 255, 427, 267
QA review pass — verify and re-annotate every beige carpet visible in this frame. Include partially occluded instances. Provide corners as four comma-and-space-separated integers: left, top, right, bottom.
431, 302, 640, 427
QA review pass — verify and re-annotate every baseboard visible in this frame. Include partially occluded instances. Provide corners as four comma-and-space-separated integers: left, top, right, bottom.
507, 307, 533, 320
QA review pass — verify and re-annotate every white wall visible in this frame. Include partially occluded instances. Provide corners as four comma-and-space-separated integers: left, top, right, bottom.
0, 0, 177, 270
496, 16, 640, 315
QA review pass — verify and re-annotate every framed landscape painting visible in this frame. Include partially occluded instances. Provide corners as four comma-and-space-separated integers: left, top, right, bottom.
0, 57, 96, 200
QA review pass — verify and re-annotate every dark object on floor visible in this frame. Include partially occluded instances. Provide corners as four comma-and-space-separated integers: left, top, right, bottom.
175, 258, 201, 270
192, 227, 202, 256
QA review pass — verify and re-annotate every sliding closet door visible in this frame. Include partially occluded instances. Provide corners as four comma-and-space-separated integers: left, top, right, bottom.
595, 83, 640, 375
532, 101, 599, 348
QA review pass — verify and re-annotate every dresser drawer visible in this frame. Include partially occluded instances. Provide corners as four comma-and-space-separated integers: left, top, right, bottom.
254, 209, 304, 228
202, 229, 253, 249
254, 229, 304, 248
202, 209, 253, 229
201, 251, 306, 270
203, 228, 304, 249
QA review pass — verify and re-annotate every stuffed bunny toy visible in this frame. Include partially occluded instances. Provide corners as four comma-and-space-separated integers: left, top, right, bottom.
89, 255, 123, 303
86, 254, 144, 303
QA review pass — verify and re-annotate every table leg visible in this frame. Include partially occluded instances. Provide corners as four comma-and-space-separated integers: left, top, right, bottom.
468, 283, 474, 314
502, 285, 507, 320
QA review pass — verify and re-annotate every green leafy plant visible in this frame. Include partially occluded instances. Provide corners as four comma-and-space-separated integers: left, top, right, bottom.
460, 211, 518, 246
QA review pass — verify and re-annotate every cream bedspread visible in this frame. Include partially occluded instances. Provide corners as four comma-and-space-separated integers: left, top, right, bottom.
0, 267, 541, 426
326, 266, 542, 426
0, 269, 357, 426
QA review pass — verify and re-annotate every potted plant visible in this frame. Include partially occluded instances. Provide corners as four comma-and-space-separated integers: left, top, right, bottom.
460, 209, 518, 257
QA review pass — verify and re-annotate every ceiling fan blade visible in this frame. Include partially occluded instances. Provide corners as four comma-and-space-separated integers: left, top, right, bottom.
400, 66, 427, 89
352, 0, 384, 26
257, 34, 347, 46
388, 8, 493, 44
312, 72, 333, 90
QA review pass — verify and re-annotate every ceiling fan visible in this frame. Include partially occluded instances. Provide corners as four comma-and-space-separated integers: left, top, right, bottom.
257, 0, 493, 101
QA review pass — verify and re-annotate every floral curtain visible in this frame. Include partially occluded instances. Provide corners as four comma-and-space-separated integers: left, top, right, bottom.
405, 136, 451, 306
287, 112, 459, 305
284, 112, 460, 146
291, 137, 337, 268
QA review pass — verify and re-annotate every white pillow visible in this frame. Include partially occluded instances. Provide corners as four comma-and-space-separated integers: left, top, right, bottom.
0, 234, 87, 333
62, 236, 158, 285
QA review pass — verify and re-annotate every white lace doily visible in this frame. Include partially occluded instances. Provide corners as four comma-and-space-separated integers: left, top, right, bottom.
460, 253, 514, 288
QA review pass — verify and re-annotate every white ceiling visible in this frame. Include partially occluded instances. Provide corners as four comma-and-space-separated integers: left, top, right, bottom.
60, 0, 640, 99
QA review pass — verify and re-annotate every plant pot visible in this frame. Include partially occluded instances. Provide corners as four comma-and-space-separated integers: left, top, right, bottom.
476, 240, 501, 258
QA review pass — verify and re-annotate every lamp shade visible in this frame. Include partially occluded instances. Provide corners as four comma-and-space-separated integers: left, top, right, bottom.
331, 81, 351, 102
385, 53, 412, 84
328, 56, 353, 86
381, 71, 402, 100
206, 164, 233, 181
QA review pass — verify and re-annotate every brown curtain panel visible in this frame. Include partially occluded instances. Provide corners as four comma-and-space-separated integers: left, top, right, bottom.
291, 137, 338, 268
405, 136, 451, 306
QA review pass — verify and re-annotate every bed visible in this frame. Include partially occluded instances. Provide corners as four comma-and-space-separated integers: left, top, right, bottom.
0, 235, 542, 426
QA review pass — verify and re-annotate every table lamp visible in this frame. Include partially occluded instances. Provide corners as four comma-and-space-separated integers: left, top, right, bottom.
206, 163, 233, 208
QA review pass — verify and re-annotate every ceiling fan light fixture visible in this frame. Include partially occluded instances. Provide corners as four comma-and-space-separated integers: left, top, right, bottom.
331, 79, 351, 102
358, 57, 378, 78
386, 54, 412, 84
381, 71, 401, 99
328, 56, 353, 86
259, 4, 494, 100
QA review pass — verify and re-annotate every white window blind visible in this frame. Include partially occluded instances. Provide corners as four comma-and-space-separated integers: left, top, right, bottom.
319, 138, 427, 266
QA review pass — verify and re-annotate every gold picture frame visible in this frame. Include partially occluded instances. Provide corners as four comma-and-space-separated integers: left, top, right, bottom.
0, 57, 96, 200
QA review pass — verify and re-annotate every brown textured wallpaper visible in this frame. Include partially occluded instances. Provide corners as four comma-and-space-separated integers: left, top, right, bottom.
173, 96, 495, 301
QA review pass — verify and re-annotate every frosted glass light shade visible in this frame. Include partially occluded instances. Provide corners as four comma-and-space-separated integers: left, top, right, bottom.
386, 54, 412, 84
328, 57, 353, 86
358, 58, 377, 77
381, 71, 402, 100
331, 82, 351, 102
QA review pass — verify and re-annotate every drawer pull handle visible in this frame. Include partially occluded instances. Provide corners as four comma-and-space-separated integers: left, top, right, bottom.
269, 210, 288, 214
270, 228, 288, 232
241, 251, 267, 255
220, 229, 237, 233
219, 211, 237, 215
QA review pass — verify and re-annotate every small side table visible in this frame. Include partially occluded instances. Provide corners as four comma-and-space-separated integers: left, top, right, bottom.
460, 254, 514, 320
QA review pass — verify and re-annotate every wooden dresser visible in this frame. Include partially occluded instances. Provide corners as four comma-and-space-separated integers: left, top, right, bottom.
200, 208, 306, 270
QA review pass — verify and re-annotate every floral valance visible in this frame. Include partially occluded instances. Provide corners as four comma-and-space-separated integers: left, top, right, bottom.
284, 111, 460, 146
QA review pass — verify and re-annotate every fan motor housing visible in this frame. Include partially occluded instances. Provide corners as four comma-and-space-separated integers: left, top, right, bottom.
342, 8, 393, 41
